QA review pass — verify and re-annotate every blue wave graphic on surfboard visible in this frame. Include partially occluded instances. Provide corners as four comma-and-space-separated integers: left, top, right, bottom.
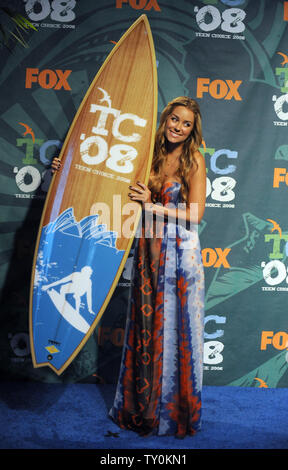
32, 207, 124, 371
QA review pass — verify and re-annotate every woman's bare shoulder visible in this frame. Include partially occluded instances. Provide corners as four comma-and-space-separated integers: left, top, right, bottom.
189, 150, 205, 176
193, 149, 205, 165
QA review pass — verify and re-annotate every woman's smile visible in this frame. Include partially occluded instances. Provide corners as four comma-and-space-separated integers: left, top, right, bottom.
168, 129, 182, 138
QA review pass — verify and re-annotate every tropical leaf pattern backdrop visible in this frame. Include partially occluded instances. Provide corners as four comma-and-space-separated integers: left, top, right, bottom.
0, 0, 288, 387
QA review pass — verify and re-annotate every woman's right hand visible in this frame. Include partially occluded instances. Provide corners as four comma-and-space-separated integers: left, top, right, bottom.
51, 157, 62, 173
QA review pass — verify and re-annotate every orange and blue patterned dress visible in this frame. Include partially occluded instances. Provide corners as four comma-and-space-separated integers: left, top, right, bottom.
109, 182, 205, 437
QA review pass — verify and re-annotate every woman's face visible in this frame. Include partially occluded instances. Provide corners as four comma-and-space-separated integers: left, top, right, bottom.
164, 105, 195, 145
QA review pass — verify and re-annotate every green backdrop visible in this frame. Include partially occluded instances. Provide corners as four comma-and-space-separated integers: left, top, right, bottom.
1, 0, 288, 387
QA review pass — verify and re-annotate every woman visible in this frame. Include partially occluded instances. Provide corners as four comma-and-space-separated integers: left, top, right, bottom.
109, 97, 206, 438
52, 96, 206, 437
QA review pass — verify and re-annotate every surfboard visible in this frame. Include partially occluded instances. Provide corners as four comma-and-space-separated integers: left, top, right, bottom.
29, 15, 158, 375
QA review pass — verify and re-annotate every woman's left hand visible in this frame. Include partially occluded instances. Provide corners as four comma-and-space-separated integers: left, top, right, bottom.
128, 182, 152, 204
51, 157, 62, 173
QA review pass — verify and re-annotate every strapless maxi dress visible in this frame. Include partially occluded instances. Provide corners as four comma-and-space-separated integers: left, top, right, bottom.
109, 181, 205, 437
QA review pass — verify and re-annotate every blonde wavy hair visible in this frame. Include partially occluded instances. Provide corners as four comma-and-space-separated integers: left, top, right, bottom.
148, 96, 202, 203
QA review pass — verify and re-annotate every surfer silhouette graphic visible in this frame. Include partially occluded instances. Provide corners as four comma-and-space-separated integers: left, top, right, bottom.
42, 266, 94, 318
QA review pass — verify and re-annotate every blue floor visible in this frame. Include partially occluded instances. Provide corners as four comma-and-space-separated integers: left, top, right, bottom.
0, 382, 287, 450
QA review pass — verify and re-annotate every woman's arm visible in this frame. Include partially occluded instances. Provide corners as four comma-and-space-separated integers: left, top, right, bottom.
128, 150, 206, 225
186, 150, 206, 223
